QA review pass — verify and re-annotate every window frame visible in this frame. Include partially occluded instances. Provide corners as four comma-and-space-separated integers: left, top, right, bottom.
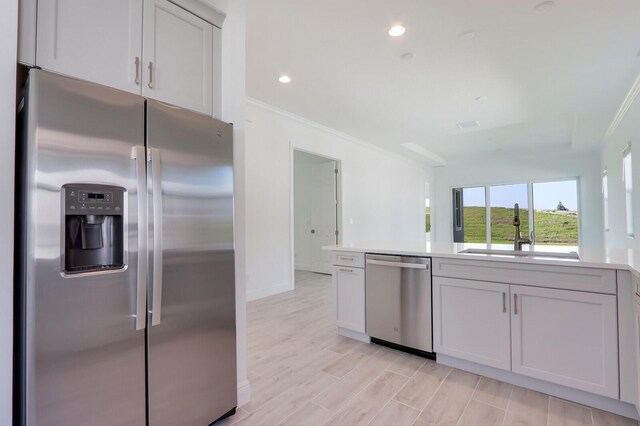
602, 168, 609, 232
623, 144, 633, 238
451, 177, 581, 246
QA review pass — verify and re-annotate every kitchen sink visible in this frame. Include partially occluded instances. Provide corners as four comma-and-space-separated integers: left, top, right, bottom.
458, 248, 580, 260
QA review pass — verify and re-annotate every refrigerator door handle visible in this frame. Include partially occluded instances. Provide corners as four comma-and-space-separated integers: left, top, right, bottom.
150, 148, 164, 326
132, 146, 148, 331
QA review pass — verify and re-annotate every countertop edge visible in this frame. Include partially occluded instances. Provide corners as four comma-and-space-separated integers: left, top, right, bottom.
323, 245, 640, 276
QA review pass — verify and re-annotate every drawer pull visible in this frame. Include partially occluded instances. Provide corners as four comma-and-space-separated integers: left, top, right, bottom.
339, 268, 353, 273
339, 256, 354, 261
502, 292, 506, 313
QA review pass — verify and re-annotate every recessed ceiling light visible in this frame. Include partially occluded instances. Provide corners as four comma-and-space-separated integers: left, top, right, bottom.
457, 30, 476, 41
533, 1, 555, 14
388, 25, 406, 37
400, 52, 416, 61
278, 75, 292, 84
475, 95, 488, 102
456, 120, 480, 130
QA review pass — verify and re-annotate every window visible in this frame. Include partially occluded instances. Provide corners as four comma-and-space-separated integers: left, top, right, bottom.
623, 145, 633, 237
463, 187, 487, 243
490, 184, 528, 244
452, 179, 579, 246
602, 169, 609, 232
425, 183, 431, 241
532, 180, 578, 245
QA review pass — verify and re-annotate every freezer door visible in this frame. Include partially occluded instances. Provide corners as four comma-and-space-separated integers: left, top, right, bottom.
146, 100, 237, 426
16, 70, 147, 426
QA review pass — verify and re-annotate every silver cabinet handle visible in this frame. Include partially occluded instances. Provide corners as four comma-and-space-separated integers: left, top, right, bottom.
513, 294, 518, 315
502, 292, 506, 313
132, 146, 148, 331
148, 62, 154, 89
150, 148, 163, 326
366, 259, 428, 269
134, 57, 141, 85
339, 268, 354, 273
339, 256, 354, 261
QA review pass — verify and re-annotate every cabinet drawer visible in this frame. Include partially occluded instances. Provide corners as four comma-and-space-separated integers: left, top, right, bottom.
432, 258, 616, 294
332, 251, 365, 268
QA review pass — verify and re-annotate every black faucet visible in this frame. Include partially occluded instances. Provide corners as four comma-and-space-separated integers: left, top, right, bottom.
513, 203, 533, 251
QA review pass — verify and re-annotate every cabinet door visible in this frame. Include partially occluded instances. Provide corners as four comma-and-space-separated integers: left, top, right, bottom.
143, 0, 213, 115
36, 0, 143, 94
511, 285, 618, 398
333, 266, 365, 333
634, 296, 640, 412
433, 277, 511, 370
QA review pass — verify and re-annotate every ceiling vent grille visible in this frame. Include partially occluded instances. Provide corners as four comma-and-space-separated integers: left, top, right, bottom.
456, 120, 480, 130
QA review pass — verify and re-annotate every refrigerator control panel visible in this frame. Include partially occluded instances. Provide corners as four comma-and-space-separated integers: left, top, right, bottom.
63, 184, 125, 215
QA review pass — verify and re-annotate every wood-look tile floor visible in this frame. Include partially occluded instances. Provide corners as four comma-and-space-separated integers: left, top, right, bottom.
218, 271, 639, 426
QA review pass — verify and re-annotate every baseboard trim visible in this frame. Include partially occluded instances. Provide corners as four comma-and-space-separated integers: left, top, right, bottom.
438, 354, 640, 420
295, 263, 311, 271
237, 380, 251, 407
337, 327, 370, 343
246, 282, 293, 301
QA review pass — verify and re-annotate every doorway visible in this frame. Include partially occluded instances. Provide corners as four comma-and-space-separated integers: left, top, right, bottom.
293, 150, 340, 275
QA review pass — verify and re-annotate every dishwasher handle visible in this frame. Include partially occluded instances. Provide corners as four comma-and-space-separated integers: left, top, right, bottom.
366, 259, 428, 269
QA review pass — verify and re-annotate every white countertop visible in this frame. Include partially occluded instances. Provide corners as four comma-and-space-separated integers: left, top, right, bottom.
323, 241, 640, 276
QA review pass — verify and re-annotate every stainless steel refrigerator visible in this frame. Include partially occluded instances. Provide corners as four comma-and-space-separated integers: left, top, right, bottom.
14, 69, 237, 426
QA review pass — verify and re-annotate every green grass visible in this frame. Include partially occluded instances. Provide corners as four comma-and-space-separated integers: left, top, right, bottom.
458, 206, 578, 245
426, 206, 578, 245
426, 207, 431, 232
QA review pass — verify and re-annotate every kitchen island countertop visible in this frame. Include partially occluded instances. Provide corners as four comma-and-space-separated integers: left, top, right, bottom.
324, 241, 640, 276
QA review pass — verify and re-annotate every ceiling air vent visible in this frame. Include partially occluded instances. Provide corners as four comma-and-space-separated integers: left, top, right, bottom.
456, 120, 480, 130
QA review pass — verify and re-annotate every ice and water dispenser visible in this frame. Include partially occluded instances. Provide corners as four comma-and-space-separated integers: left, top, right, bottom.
62, 184, 125, 273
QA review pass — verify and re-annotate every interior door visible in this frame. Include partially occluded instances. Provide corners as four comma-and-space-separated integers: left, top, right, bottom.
146, 100, 236, 425
36, 0, 143, 94
142, 0, 214, 115
311, 161, 337, 274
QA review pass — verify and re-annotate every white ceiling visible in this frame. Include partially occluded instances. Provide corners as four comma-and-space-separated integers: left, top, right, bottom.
246, 0, 640, 165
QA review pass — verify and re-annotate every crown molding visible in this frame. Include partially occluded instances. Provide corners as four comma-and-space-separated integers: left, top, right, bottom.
245, 97, 432, 169
604, 72, 640, 142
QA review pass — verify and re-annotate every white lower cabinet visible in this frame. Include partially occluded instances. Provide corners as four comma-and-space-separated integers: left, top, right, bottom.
634, 294, 640, 412
511, 285, 618, 398
333, 266, 365, 333
433, 277, 511, 370
434, 277, 619, 399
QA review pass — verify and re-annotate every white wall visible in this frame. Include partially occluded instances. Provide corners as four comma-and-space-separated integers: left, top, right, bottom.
600, 78, 640, 249
245, 98, 432, 301
0, 0, 18, 423
214, 0, 250, 407
432, 150, 604, 248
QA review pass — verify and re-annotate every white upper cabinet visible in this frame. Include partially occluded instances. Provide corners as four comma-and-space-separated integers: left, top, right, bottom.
36, 0, 143, 94
511, 285, 619, 398
433, 277, 511, 371
142, 0, 214, 115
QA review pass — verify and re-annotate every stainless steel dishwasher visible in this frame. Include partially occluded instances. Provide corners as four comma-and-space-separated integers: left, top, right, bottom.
365, 254, 433, 355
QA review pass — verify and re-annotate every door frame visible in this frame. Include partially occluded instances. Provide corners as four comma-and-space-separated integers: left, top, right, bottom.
290, 145, 342, 286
